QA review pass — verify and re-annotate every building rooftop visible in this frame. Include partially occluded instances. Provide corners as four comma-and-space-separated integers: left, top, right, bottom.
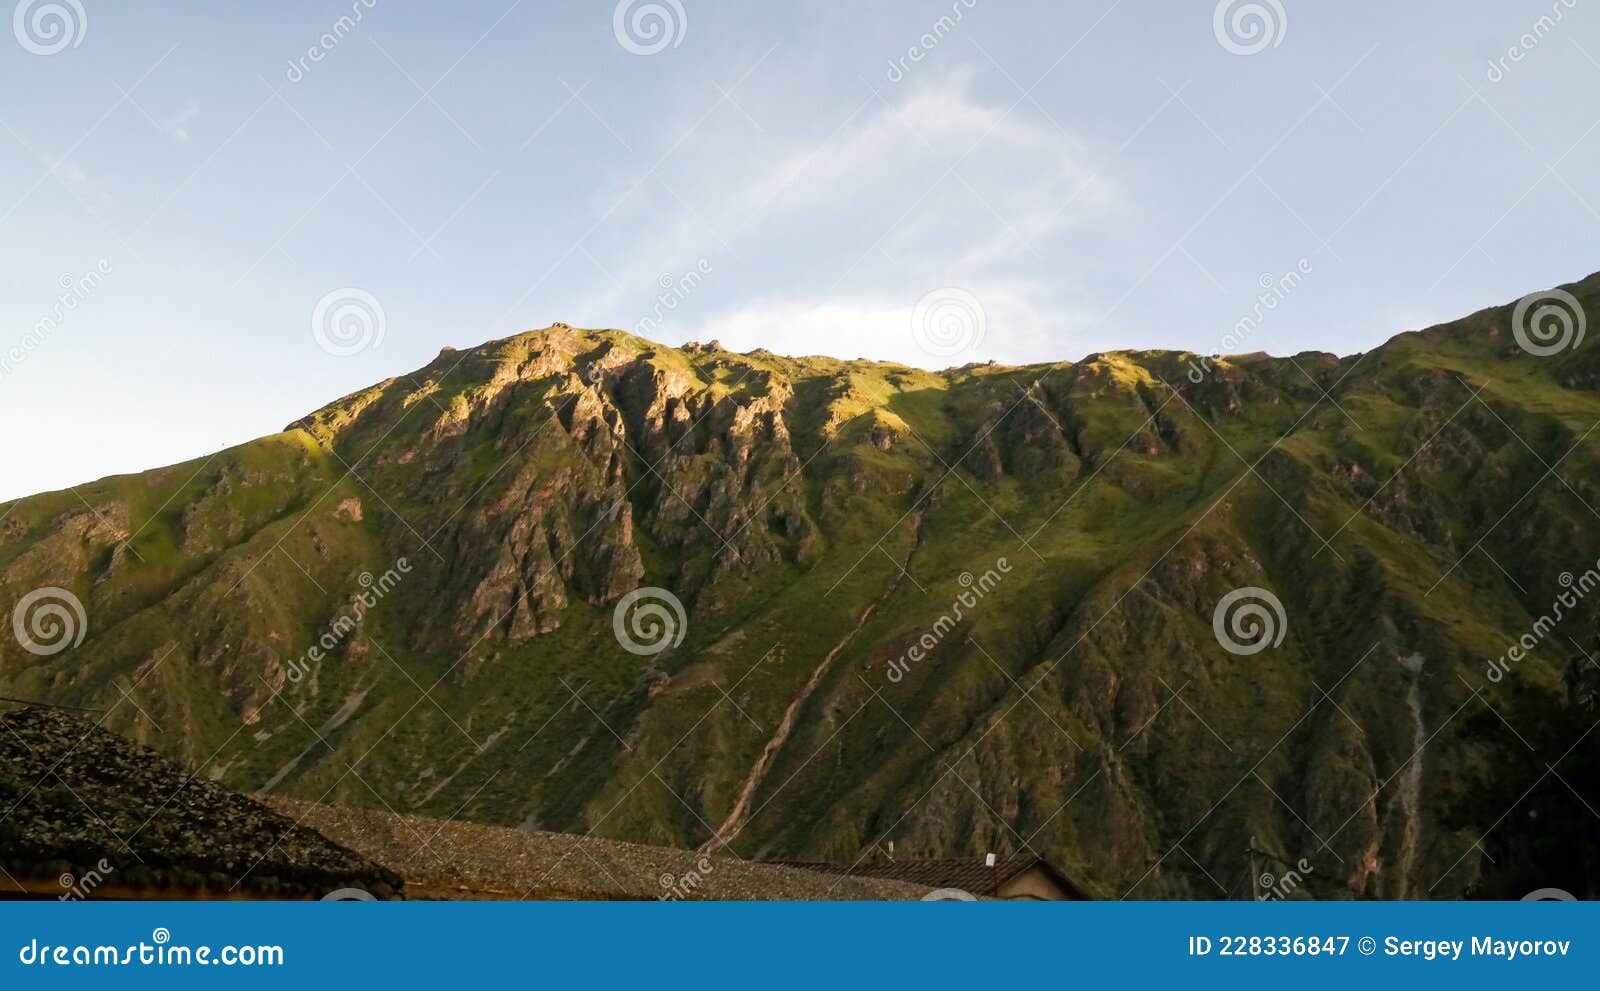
0, 706, 401, 899
781, 854, 1093, 900
270, 799, 934, 901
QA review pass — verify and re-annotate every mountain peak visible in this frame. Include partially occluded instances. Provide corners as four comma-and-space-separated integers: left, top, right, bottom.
4, 274, 1598, 899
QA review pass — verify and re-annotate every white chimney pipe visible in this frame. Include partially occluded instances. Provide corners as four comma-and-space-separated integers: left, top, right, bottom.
985, 853, 996, 867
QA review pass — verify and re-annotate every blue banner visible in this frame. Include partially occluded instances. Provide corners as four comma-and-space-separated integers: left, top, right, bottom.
2, 901, 1590, 988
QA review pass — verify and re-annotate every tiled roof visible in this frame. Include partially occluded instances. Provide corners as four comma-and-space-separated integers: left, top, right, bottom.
270, 799, 935, 901
781, 854, 1092, 899
0, 706, 401, 899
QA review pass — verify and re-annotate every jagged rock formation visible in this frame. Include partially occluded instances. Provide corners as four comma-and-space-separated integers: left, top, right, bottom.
4, 274, 1600, 899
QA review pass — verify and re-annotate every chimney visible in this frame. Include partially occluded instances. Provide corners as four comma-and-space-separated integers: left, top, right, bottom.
985, 853, 997, 867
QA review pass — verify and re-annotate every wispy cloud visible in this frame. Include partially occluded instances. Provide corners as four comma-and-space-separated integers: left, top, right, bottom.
161, 102, 199, 143
691, 277, 1089, 369
578, 65, 1117, 365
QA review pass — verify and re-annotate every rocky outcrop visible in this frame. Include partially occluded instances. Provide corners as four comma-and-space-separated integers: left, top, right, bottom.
3, 270, 1599, 901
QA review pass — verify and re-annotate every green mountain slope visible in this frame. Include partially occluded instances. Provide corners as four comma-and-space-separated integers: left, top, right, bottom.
5, 274, 1600, 899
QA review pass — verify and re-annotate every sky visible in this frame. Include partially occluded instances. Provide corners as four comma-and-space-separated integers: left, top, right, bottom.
1, 0, 1598, 501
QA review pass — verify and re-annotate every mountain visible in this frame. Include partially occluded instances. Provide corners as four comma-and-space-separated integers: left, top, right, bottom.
4, 273, 1600, 899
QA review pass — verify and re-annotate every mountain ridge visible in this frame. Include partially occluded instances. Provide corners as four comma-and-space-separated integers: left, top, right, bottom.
4, 270, 1600, 899
0, 278, 1546, 507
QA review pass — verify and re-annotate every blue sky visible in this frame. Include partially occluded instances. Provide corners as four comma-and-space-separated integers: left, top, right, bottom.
2, 0, 1598, 501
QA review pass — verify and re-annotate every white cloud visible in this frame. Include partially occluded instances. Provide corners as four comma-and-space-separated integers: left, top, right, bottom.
694, 278, 1089, 370
577, 65, 1119, 368
737, 65, 1112, 236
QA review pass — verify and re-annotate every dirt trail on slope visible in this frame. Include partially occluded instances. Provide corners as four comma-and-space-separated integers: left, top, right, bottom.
1395, 653, 1426, 899
700, 515, 923, 854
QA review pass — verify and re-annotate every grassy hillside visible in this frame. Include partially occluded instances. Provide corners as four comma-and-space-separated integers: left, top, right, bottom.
5, 276, 1600, 899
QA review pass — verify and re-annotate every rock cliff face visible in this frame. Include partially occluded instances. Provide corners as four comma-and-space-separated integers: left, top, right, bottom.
5, 276, 1600, 899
